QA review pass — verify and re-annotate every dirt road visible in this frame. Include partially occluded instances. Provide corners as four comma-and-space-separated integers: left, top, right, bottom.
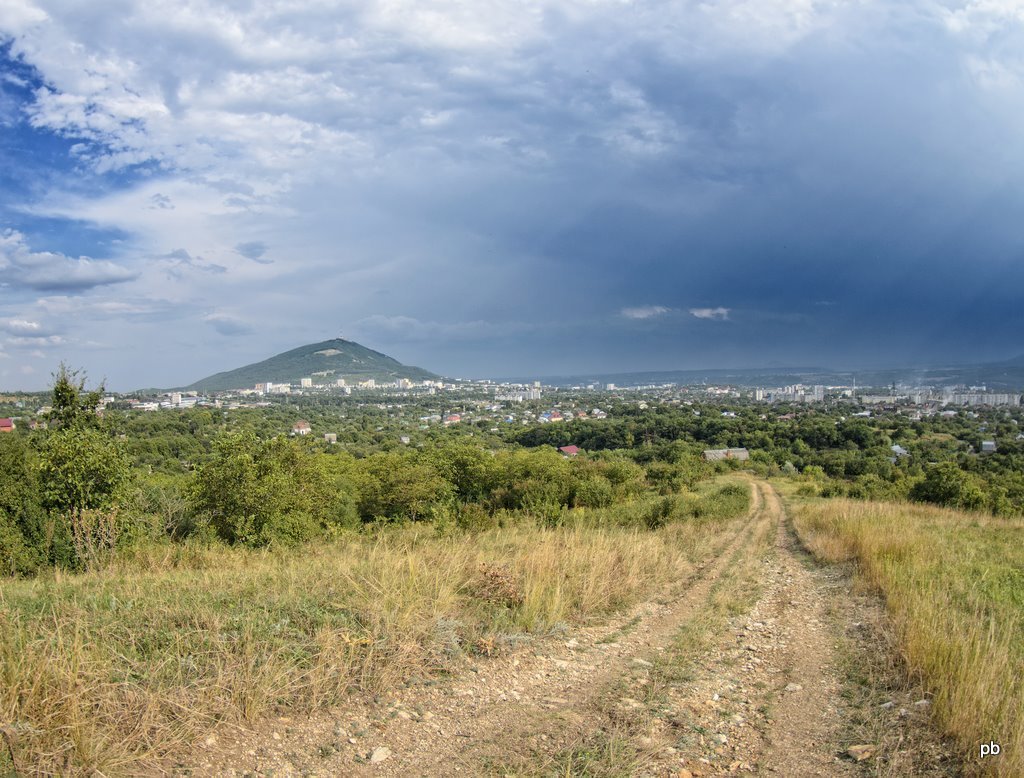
197, 482, 951, 776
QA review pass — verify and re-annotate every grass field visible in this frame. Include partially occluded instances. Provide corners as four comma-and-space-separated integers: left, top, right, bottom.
0, 482, 749, 774
788, 492, 1024, 777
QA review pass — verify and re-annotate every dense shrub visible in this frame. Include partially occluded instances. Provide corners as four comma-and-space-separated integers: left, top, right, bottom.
910, 462, 986, 511
574, 475, 614, 508
642, 496, 675, 529
1, 367, 133, 572
350, 451, 453, 522
190, 433, 357, 545
681, 483, 750, 521
0, 433, 47, 575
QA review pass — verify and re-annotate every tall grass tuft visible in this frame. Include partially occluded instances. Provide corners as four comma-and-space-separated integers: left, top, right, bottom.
790, 497, 1024, 777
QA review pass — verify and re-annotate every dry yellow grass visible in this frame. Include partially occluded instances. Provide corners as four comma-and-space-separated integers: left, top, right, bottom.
789, 495, 1024, 777
0, 495, 747, 774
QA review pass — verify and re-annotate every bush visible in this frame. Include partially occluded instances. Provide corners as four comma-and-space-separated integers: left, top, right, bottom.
472, 562, 524, 608
642, 496, 676, 529
492, 448, 572, 510
456, 502, 496, 532
39, 426, 132, 569
352, 451, 453, 522
0, 434, 46, 575
136, 476, 193, 538
574, 475, 614, 508
257, 510, 321, 547
910, 462, 986, 511
0, 512, 38, 577
600, 458, 647, 500
424, 440, 498, 502
819, 481, 847, 498
681, 483, 750, 521
524, 497, 565, 529
428, 503, 458, 537
190, 432, 356, 546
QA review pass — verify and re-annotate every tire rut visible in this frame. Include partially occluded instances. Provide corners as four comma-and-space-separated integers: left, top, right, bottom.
758, 489, 856, 776
658, 484, 873, 776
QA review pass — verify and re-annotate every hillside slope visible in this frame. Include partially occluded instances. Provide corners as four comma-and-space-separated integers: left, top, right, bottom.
182, 338, 438, 391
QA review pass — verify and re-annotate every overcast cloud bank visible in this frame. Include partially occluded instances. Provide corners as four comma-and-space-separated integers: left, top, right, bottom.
1, 1, 1023, 388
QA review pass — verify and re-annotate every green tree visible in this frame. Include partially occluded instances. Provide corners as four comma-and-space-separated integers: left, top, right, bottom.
910, 462, 986, 511
574, 475, 614, 507
190, 432, 356, 545
0, 433, 47, 575
36, 367, 132, 568
352, 451, 453, 521
39, 426, 131, 518
45, 362, 103, 430
491, 448, 572, 511
424, 440, 497, 502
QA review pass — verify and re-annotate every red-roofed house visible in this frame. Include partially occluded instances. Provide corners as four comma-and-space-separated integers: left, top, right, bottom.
291, 420, 311, 436
558, 445, 580, 457
0, 418, 14, 433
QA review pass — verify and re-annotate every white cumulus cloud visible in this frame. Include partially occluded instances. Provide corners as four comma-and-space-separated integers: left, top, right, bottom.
0, 318, 45, 336
0, 229, 136, 291
689, 307, 731, 321
621, 305, 671, 320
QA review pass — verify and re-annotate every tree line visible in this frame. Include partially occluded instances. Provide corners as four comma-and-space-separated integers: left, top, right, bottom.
0, 370, 721, 575
5, 368, 1022, 576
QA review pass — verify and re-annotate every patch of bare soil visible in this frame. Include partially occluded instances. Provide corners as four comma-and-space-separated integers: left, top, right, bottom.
653, 484, 860, 777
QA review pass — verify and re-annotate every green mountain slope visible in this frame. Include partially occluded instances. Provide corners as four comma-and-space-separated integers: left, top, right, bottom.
182, 339, 439, 391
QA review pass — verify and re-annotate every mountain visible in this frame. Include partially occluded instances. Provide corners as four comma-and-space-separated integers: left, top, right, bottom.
998, 354, 1024, 368
513, 366, 834, 388
182, 339, 439, 392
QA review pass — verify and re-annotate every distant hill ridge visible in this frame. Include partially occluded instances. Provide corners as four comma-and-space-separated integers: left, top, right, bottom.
510, 356, 1024, 391
182, 338, 438, 392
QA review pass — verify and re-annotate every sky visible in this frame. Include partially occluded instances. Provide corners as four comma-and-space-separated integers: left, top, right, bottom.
1, 0, 1023, 390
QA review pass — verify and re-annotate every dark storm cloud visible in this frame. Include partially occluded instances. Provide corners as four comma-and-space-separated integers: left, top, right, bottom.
3, 1, 1024, 387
